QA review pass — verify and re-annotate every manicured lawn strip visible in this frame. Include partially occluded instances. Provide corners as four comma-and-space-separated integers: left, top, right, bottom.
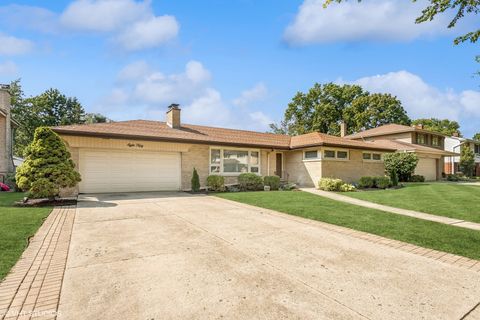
342, 183, 480, 223
215, 191, 480, 260
0, 193, 52, 280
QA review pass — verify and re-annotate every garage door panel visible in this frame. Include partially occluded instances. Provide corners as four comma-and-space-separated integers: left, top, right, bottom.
79, 149, 181, 193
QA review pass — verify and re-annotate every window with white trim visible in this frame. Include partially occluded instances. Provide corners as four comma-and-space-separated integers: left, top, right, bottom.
210, 148, 260, 175
323, 149, 349, 160
304, 150, 319, 159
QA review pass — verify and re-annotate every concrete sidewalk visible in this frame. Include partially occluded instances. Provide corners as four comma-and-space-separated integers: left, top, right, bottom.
301, 188, 480, 231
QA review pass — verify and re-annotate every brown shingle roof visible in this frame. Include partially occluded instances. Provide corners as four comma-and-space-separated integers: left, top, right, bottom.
290, 132, 395, 151
345, 123, 447, 139
53, 120, 396, 151
370, 139, 458, 156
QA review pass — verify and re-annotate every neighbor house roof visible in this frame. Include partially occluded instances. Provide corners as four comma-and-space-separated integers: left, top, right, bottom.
345, 123, 447, 140
52, 120, 395, 151
289, 132, 395, 151
370, 139, 457, 156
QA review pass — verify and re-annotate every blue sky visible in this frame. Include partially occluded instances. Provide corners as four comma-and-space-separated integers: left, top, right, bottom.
0, 0, 479, 137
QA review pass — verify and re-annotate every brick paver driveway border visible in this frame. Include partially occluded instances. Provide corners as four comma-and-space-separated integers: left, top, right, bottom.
0, 205, 75, 320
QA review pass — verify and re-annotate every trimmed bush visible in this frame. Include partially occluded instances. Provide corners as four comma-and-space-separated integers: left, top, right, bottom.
238, 173, 264, 191
358, 176, 375, 188
264, 176, 280, 191
191, 168, 200, 192
339, 183, 356, 192
383, 153, 419, 182
375, 176, 391, 189
318, 178, 344, 191
410, 175, 425, 182
389, 170, 399, 187
206, 175, 225, 192
16, 127, 81, 199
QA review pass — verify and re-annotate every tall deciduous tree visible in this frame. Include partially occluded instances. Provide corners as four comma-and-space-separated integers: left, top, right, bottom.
270, 83, 410, 136
473, 133, 480, 141
412, 118, 461, 136
9, 80, 108, 157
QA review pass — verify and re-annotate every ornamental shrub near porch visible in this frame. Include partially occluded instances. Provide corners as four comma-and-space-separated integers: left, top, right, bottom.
383, 153, 419, 182
16, 127, 81, 199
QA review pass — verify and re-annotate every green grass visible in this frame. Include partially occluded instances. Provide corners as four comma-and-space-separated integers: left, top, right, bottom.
343, 183, 480, 223
215, 191, 480, 260
0, 193, 52, 280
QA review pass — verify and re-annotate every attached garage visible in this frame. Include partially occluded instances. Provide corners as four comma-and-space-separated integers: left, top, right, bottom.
415, 157, 437, 181
78, 149, 181, 193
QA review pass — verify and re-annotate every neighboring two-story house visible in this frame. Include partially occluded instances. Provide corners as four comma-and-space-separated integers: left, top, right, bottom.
345, 124, 456, 181
0, 84, 16, 182
444, 135, 480, 176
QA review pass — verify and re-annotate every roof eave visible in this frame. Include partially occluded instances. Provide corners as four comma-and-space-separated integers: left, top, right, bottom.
53, 129, 291, 150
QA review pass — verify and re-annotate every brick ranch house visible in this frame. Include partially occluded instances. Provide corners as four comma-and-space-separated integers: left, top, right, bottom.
52, 105, 455, 194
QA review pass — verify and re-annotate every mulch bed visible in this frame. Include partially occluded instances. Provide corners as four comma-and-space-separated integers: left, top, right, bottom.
14, 197, 77, 207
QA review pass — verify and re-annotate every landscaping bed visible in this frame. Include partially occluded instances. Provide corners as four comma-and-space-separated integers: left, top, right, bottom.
215, 190, 480, 260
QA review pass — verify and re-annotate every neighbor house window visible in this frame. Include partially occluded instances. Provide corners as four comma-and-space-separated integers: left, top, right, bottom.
324, 149, 349, 160
475, 144, 480, 155
304, 150, 319, 159
432, 136, 440, 147
416, 134, 426, 144
363, 152, 382, 161
210, 148, 260, 175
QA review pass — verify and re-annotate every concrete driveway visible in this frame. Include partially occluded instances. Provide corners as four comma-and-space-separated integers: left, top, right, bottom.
58, 192, 480, 320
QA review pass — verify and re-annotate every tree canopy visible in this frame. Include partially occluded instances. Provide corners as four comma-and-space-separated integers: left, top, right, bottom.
9, 80, 109, 157
412, 118, 461, 136
473, 133, 480, 141
324, 0, 480, 45
270, 83, 411, 136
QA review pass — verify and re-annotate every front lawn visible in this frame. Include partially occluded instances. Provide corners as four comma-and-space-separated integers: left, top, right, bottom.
0, 193, 52, 280
344, 183, 480, 223
215, 191, 480, 260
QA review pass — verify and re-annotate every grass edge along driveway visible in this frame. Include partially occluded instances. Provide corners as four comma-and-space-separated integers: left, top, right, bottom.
215, 191, 480, 261
0, 192, 52, 280
343, 183, 480, 223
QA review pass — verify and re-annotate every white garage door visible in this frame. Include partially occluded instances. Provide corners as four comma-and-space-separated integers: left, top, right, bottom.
415, 157, 437, 181
79, 149, 181, 193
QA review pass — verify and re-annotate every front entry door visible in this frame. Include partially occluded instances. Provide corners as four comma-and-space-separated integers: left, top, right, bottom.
275, 153, 283, 178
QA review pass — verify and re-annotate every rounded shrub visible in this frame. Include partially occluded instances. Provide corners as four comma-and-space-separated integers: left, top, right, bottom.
206, 175, 225, 192
375, 176, 392, 189
318, 178, 344, 191
409, 175, 425, 182
263, 176, 280, 191
238, 173, 264, 191
358, 176, 375, 189
339, 183, 356, 192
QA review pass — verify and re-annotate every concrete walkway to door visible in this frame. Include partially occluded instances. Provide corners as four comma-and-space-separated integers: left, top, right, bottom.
301, 188, 480, 231
58, 192, 480, 320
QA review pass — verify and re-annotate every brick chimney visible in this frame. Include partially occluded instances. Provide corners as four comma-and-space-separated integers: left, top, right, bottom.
166, 103, 181, 128
452, 131, 459, 137
340, 121, 347, 137
0, 84, 14, 176
413, 124, 424, 130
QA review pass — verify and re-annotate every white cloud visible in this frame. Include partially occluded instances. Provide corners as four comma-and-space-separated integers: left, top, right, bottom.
284, 0, 453, 45
101, 60, 273, 131
233, 82, 268, 106
351, 70, 480, 122
0, 5, 58, 33
0, 33, 33, 56
60, 0, 150, 32
116, 15, 179, 51
0, 61, 18, 75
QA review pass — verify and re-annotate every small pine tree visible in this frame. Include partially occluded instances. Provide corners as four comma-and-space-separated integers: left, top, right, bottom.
191, 168, 200, 192
16, 127, 81, 199
460, 145, 475, 177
